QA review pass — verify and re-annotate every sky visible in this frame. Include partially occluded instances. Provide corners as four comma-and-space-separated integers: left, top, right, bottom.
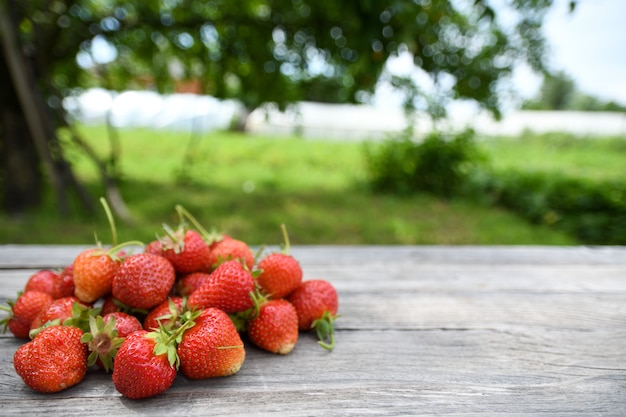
512, 0, 626, 105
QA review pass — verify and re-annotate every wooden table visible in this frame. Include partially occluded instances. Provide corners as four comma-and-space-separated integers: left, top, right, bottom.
1, 245, 625, 416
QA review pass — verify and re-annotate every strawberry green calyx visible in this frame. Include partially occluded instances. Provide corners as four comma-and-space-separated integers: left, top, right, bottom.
228, 288, 265, 332
147, 326, 181, 369
312, 311, 337, 351
158, 222, 189, 254
63, 302, 101, 332
28, 318, 62, 339
163, 297, 201, 332
147, 316, 197, 369
0, 298, 16, 333
146, 300, 200, 370
81, 315, 124, 372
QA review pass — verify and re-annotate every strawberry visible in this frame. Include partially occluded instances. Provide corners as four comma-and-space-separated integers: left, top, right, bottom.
14, 325, 88, 393
112, 253, 176, 310
178, 308, 245, 379
105, 311, 143, 337
176, 272, 210, 296
256, 224, 302, 299
100, 296, 122, 316
143, 297, 184, 331
287, 279, 339, 350
30, 296, 91, 333
208, 237, 255, 270
1, 291, 53, 339
188, 260, 256, 313
24, 270, 58, 296
55, 264, 76, 299
112, 329, 178, 399
144, 239, 163, 255
159, 228, 212, 274
72, 248, 121, 303
257, 253, 302, 299
247, 299, 299, 355
24, 268, 76, 299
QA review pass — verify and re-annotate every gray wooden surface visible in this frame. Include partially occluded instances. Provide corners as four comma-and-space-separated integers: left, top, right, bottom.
1, 244, 625, 416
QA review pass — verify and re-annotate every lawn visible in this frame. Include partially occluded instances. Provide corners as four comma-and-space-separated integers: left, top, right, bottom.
2, 127, 622, 246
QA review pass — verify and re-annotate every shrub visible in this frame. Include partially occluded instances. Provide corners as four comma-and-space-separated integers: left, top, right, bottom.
483, 170, 626, 244
365, 129, 486, 198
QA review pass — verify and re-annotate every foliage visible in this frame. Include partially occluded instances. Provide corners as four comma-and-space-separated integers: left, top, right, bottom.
5, 0, 559, 114
481, 170, 626, 245
365, 129, 486, 197
366, 129, 626, 244
522, 71, 626, 112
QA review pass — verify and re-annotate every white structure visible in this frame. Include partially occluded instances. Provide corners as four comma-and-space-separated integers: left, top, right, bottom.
65, 89, 626, 139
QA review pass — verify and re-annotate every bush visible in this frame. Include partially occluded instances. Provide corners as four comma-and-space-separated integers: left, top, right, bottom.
365, 130, 486, 197
483, 170, 626, 244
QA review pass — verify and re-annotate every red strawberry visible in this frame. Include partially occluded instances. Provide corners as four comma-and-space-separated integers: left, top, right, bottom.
24, 268, 76, 299
14, 325, 87, 393
177, 272, 210, 296
256, 224, 302, 298
112, 253, 176, 310
30, 296, 90, 332
188, 260, 255, 313
83, 312, 142, 372
159, 228, 212, 274
178, 308, 245, 379
143, 297, 184, 331
54, 265, 76, 299
100, 296, 122, 316
208, 237, 255, 270
73, 248, 121, 303
287, 279, 339, 350
257, 253, 303, 299
1, 291, 53, 339
247, 299, 299, 355
105, 311, 143, 337
144, 239, 163, 255
24, 270, 57, 296
112, 329, 178, 399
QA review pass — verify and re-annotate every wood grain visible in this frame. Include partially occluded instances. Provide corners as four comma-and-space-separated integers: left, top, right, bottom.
0, 245, 625, 416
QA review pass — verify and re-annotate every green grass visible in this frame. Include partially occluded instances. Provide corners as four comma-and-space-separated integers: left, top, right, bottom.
5, 126, 622, 246
481, 132, 626, 181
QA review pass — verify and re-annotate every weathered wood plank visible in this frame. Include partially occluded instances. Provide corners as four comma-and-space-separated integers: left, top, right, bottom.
2, 244, 626, 269
0, 245, 625, 416
1, 329, 624, 416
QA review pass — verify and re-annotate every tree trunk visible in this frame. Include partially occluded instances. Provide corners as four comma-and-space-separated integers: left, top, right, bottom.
0, 109, 42, 213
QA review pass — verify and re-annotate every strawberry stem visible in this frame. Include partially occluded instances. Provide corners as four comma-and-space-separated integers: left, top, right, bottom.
175, 205, 213, 242
100, 197, 118, 247
105, 241, 145, 260
312, 311, 337, 351
280, 223, 291, 254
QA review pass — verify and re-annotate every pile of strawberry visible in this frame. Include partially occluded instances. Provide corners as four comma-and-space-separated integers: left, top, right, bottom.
0, 204, 338, 399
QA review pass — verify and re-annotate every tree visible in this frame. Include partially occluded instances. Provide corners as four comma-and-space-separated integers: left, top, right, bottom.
522, 70, 576, 110
0, 0, 569, 217
522, 70, 626, 112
